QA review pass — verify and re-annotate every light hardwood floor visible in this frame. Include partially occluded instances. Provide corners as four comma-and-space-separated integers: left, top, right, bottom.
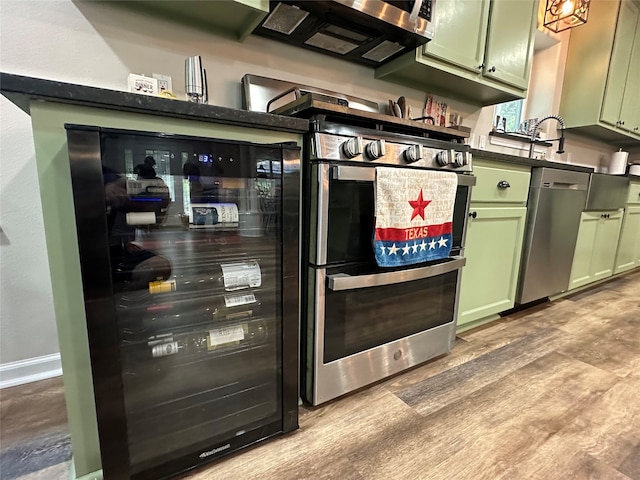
2, 270, 639, 480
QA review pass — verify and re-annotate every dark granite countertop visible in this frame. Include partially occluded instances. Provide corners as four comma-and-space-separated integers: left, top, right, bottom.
469, 148, 595, 173
0, 72, 309, 134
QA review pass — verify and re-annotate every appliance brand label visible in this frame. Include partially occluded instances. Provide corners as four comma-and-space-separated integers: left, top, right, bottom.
199, 443, 230, 459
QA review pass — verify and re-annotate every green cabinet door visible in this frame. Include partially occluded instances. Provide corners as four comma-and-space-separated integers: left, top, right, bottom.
483, 0, 537, 89
457, 206, 527, 329
619, 14, 640, 134
568, 212, 601, 290
614, 206, 640, 274
422, 0, 491, 73
591, 210, 624, 281
601, 1, 639, 127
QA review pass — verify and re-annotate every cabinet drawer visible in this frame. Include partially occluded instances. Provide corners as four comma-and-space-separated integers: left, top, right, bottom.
627, 182, 640, 204
471, 164, 531, 204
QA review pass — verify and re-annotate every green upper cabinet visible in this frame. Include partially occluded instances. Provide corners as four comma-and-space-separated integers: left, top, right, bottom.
560, 0, 640, 144
375, 0, 537, 106
423, 0, 491, 73
618, 18, 640, 135
483, 0, 537, 89
114, 0, 269, 41
601, 1, 639, 130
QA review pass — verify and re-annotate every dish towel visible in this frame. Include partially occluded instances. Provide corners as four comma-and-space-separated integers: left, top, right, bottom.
374, 167, 458, 267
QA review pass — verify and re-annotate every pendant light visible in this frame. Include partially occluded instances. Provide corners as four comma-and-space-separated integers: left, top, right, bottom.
544, 0, 591, 33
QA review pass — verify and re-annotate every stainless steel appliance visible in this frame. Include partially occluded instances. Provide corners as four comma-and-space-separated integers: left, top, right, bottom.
517, 168, 590, 305
585, 173, 630, 211
243, 75, 474, 405
303, 124, 473, 405
253, 0, 435, 67
65, 125, 300, 479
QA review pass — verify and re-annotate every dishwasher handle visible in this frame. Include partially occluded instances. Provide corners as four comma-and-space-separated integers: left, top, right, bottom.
542, 181, 584, 190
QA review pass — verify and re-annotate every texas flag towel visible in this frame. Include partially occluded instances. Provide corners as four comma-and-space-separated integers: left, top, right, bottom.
374, 167, 458, 267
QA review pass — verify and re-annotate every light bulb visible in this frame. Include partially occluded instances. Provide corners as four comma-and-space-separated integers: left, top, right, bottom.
561, 0, 574, 16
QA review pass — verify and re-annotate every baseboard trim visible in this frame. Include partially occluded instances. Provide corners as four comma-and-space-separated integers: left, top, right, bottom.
0, 353, 62, 389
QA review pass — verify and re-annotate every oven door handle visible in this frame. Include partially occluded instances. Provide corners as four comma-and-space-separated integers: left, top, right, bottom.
327, 256, 466, 291
333, 165, 375, 182
333, 166, 477, 186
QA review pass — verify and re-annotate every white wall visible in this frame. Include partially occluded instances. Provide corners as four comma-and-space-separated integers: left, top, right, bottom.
0, 0, 620, 374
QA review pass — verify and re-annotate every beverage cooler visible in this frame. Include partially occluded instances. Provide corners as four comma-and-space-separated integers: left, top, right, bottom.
64, 125, 300, 480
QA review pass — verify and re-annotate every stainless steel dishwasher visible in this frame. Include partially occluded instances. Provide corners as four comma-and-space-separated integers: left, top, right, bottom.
517, 168, 591, 304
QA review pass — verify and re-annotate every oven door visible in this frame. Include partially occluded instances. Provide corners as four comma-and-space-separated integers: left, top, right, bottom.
309, 163, 474, 267
305, 256, 466, 405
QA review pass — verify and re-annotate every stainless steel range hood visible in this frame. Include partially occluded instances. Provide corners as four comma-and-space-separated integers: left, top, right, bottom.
252, 1, 435, 67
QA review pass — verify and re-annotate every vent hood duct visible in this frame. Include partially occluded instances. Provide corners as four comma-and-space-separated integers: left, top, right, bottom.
253, 0, 435, 67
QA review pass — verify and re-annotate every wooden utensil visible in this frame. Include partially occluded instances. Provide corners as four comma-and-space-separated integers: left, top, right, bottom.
397, 96, 408, 119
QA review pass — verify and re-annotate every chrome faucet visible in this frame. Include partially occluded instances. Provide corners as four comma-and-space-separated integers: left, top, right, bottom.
528, 115, 566, 158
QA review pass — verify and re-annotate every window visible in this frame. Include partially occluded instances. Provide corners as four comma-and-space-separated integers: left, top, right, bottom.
494, 99, 524, 133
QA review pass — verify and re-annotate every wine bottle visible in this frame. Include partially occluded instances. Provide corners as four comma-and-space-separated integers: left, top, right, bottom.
116, 260, 266, 315
149, 319, 268, 358
120, 292, 262, 341
146, 260, 262, 295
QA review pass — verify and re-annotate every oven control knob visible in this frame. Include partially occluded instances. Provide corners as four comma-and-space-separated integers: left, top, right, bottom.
404, 144, 424, 163
435, 150, 449, 166
453, 151, 467, 167
341, 137, 363, 159
365, 139, 386, 160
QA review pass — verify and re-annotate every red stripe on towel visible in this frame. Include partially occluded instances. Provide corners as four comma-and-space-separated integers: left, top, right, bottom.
375, 222, 453, 241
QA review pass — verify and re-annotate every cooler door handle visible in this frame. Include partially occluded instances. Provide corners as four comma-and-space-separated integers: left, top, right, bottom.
327, 256, 466, 291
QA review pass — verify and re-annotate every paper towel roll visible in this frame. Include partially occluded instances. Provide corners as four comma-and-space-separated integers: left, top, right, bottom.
610, 150, 629, 175
126, 212, 157, 225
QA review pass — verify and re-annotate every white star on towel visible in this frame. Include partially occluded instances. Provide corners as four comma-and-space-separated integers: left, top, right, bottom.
380, 245, 386, 255
428, 239, 437, 250
412, 242, 419, 253
419, 240, 427, 251
402, 244, 411, 255
438, 237, 448, 248
388, 243, 399, 255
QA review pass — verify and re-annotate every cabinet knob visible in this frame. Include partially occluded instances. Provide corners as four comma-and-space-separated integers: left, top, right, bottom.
497, 180, 511, 189
621, 121, 625, 126
488, 66, 496, 73
478, 63, 485, 70
634, 127, 638, 132
468, 211, 477, 219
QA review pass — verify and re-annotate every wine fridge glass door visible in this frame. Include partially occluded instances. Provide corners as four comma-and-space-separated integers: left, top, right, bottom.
67, 126, 298, 479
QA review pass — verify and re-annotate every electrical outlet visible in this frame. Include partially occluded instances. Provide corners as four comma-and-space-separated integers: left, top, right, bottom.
153, 74, 173, 93
479, 135, 487, 150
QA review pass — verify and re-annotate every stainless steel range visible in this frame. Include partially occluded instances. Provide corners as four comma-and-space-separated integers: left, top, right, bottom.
243, 75, 475, 405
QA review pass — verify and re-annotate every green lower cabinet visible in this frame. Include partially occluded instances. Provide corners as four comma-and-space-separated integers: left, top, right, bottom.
614, 205, 640, 274
457, 206, 527, 330
569, 210, 624, 290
